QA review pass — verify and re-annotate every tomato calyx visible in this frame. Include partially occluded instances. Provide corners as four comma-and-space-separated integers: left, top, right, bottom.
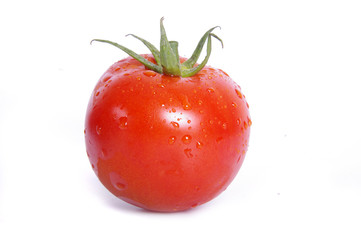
91, 17, 223, 77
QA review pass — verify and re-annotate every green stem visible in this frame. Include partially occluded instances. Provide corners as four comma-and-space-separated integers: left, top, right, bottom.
91, 17, 223, 77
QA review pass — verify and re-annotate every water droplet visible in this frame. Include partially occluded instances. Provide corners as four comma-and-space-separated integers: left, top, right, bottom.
199, 110, 204, 114
172, 108, 176, 113
119, 117, 128, 129
170, 121, 180, 128
216, 137, 223, 143
114, 67, 121, 71
182, 96, 192, 110
248, 117, 252, 127
219, 69, 229, 77
184, 148, 193, 158
116, 182, 126, 190
246, 102, 250, 109
187, 120, 191, 124
198, 100, 203, 105
231, 102, 238, 108
182, 135, 192, 144
110, 172, 127, 191
207, 88, 215, 93
102, 76, 111, 82
209, 119, 214, 125
96, 125, 102, 135
222, 123, 227, 130
168, 136, 176, 145
235, 89, 243, 99
191, 203, 198, 208
196, 141, 204, 149
143, 70, 157, 77
95, 91, 100, 97
236, 119, 241, 126
244, 120, 248, 130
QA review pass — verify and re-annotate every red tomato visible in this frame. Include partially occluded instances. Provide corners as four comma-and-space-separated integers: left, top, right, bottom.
85, 19, 251, 212
85, 55, 251, 212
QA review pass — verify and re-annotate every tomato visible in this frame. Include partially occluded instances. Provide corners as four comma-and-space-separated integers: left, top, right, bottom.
85, 18, 251, 212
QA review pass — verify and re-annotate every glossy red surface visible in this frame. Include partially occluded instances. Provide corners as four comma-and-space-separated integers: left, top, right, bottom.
85, 55, 251, 212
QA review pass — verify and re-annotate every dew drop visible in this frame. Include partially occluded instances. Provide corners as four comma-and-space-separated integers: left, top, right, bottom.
182, 135, 192, 144
207, 88, 215, 93
231, 102, 238, 108
191, 203, 198, 208
246, 102, 250, 109
110, 172, 127, 191
102, 76, 111, 82
244, 120, 248, 130
95, 91, 100, 97
168, 136, 176, 145
119, 117, 128, 129
219, 69, 230, 77
222, 123, 227, 130
96, 125, 102, 135
184, 148, 193, 158
235, 89, 243, 99
170, 121, 180, 128
182, 96, 192, 110
115, 182, 126, 190
216, 137, 223, 143
248, 117, 252, 127
187, 120, 191, 124
172, 108, 176, 113
143, 70, 157, 77
196, 141, 204, 149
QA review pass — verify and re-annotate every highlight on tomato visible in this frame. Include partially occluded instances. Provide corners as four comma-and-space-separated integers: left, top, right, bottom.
85, 18, 251, 212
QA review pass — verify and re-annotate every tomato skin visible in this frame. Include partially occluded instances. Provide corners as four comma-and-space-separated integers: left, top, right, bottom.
85, 54, 251, 212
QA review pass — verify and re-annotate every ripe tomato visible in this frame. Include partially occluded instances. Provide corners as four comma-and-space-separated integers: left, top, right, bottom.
85, 19, 251, 212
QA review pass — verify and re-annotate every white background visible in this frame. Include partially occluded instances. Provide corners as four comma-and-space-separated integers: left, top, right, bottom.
1, 0, 360, 239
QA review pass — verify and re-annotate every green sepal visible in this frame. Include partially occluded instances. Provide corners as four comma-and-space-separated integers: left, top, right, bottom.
181, 33, 223, 77
91, 18, 223, 78
181, 26, 221, 70
125, 34, 161, 68
91, 39, 162, 73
